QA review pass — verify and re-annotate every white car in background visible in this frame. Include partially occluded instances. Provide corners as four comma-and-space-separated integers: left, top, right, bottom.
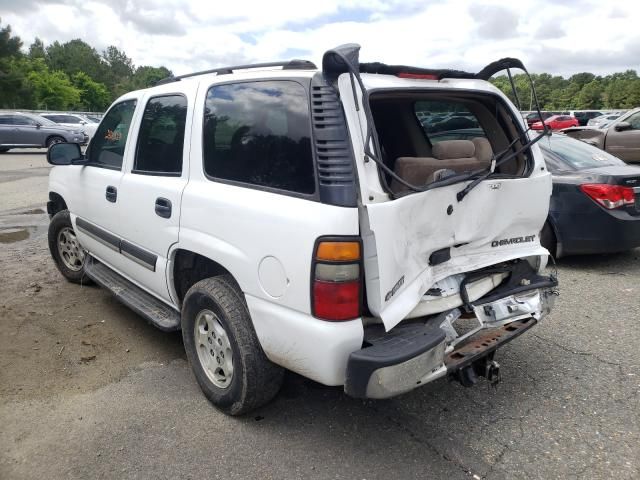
40, 113, 100, 139
587, 112, 623, 128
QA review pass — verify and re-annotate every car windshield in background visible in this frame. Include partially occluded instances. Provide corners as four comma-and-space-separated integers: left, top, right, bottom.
415, 103, 484, 143
541, 134, 624, 170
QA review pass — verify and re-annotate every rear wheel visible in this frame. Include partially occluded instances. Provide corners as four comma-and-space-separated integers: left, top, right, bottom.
540, 221, 557, 257
182, 275, 284, 415
46, 136, 65, 148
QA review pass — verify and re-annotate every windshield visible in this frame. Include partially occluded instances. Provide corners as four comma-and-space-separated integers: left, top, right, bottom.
540, 134, 624, 170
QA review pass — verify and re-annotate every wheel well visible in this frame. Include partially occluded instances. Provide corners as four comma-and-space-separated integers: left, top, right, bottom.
48, 192, 68, 217
173, 250, 233, 303
543, 217, 561, 258
46, 134, 65, 144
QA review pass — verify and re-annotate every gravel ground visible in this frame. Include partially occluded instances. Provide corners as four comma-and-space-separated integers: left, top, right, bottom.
1, 150, 639, 479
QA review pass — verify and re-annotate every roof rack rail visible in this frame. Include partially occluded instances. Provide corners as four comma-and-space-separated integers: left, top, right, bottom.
155, 59, 317, 86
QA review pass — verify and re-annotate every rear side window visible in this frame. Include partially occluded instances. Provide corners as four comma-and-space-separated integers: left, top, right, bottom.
62, 115, 82, 124
134, 95, 187, 175
11, 115, 36, 126
203, 80, 315, 195
415, 102, 484, 143
88, 99, 137, 169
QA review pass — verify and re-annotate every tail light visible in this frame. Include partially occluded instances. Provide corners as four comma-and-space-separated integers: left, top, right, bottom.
580, 184, 635, 209
312, 239, 362, 321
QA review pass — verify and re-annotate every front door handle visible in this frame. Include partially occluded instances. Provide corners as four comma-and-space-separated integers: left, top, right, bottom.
155, 197, 172, 218
105, 185, 117, 203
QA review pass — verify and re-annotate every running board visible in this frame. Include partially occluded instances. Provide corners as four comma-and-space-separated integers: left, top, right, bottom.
84, 256, 180, 331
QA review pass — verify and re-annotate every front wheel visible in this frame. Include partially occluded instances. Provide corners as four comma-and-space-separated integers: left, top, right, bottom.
48, 210, 90, 284
182, 275, 284, 415
46, 136, 65, 148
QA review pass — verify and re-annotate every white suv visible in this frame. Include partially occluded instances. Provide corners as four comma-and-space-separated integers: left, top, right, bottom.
46, 44, 557, 415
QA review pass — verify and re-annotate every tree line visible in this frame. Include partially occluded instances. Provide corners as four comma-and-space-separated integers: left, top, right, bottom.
0, 20, 172, 111
2, 19, 639, 113
491, 70, 639, 111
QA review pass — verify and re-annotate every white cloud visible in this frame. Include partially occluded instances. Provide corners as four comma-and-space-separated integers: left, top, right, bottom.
1, 0, 639, 76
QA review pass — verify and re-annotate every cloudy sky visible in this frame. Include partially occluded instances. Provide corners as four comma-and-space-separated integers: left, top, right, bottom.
1, 0, 639, 77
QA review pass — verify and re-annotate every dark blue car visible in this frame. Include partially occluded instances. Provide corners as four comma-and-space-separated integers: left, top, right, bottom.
539, 134, 640, 257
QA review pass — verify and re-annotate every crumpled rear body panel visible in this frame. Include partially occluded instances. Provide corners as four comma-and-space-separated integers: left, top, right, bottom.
363, 173, 552, 331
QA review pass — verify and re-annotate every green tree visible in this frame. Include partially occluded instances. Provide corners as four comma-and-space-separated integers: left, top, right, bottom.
27, 61, 81, 110
102, 45, 134, 96
71, 71, 110, 110
0, 20, 31, 108
45, 39, 108, 84
0, 19, 22, 57
129, 65, 172, 89
28, 37, 46, 59
575, 80, 604, 109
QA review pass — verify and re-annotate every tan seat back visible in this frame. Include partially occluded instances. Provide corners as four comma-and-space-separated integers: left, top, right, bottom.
391, 139, 490, 194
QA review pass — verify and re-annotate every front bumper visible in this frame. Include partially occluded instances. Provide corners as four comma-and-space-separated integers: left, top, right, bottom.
344, 285, 556, 399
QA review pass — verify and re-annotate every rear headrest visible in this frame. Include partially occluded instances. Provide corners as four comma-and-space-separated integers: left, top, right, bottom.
472, 137, 493, 163
432, 140, 475, 159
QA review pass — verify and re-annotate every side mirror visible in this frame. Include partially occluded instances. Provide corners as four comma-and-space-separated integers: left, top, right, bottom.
35, 124, 41, 129
614, 121, 632, 132
80, 121, 87, 125
47, 142, 86, 166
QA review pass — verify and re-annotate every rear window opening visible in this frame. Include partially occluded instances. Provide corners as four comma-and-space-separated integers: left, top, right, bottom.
368, 90, 533, 196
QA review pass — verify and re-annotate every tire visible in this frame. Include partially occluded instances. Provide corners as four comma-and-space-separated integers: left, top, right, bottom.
0, 147, 9, 153
46, 136, 65, 148
182, 275, 284, 415
540, 221, 557, 258
48, 210, 91, 284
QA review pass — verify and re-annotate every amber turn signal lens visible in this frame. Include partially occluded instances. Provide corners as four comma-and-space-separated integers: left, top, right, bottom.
316, 241, 361, 261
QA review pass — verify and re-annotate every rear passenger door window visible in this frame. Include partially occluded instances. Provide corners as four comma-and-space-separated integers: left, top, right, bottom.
203, 80, 315, 195
134, 95, 187, 175
88, 99, 137, 169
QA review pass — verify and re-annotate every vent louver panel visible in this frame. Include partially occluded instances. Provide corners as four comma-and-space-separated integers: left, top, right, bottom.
310, 73, 357, 207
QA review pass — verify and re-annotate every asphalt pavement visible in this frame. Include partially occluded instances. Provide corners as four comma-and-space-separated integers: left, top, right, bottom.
1, 150, 638, 479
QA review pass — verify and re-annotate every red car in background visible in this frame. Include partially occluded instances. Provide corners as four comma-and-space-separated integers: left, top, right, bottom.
531, 115, 579, 130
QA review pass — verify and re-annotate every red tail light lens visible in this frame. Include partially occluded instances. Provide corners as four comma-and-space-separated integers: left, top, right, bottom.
313, 281, 360, 321
312, 239, 362, 321
580, 184, 635, 209
397, 73, 439, 80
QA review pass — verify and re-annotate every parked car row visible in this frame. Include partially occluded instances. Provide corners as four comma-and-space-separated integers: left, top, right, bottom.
524, 110, 628, 129
563, 107, 640, 163
0, 112, 89, 152
0, 111, 100, 152
40, 113, 100, 138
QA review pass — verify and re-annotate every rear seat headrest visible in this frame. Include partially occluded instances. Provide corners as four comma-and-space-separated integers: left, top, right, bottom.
432, 140, 475, 160
471, 137, 493, 163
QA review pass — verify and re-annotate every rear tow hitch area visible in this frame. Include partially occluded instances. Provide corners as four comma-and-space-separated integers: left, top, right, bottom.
445, 317, 536, 386
456, 355, 501, 388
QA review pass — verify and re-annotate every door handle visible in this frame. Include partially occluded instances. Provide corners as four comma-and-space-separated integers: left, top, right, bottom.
155, 197, 172, 218
105, 185, 117, 203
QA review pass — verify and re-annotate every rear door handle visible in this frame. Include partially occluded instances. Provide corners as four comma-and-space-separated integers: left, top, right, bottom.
105, 185, 117, 203
155, 197, 172, 218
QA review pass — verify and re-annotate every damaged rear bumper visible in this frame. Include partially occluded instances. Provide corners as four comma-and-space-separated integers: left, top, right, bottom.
344, 283, 556, 399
